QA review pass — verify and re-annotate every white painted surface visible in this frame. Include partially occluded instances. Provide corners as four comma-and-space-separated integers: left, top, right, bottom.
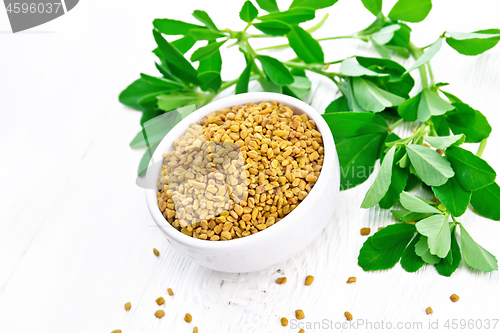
0, 0, 499, 332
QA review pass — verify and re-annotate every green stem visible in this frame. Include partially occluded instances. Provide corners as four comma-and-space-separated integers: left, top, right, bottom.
255, 43, 289, 51
307, 13, 329, 33
256, 35, 354, 51
476, 138, 488, 157
218, 78, 239, 92
243, 22, 252, 32
248, 34, 271, 38
316, 35, 354, 42
427, 62, 436, 90
283, 61, 344, 78
407, 42, 429, 89
388, 118, 405, 131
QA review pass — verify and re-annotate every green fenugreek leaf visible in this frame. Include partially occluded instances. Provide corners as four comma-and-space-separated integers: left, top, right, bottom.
287, 25, 324, 64
361, 146, 396, 208
153, 30, 201, 85
446, 29, 500, 56
153, 18, 204, 35
446, 146, 496, 191
470, 182, 500, 221
190, 40, 227, 62
432, 176, 471, 217
388, 0, 432, 23
239, 0, 259, 23
255, 0, 279, 12
414, 236, 441, 264
322, 112, 388, 138
405, 38, 442, 74
192, 10, 219, 30
405, 144, 454, 187
400, 234, 425, 272
257, 8, 315, 24
424, 134, 465, 150
435, 225, 461, 277
415, 214, 451, 258
352, 77, 405, 112
360, 0, 382, 16
399, 191, 441, 214
358, 224, 415, 271
289, 0, 338, 10
253, 20, 291, 36
257, 55, 294, 86
460, 225, 498, 272
189, 28, 226, 40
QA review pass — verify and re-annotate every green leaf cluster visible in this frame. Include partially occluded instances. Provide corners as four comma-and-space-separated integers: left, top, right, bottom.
118, 0, 500, 276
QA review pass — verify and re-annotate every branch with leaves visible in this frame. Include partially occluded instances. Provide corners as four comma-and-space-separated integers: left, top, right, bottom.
119, 0, 500, 276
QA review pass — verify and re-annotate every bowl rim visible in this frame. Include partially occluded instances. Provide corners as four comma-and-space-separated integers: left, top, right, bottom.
145, 92, 337, 250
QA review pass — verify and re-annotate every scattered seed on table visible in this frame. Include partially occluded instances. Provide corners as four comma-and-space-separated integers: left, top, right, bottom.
345, 311, 353, 321
193, 327, 198, 333
450, 294, 460, 302
153, 248, 160, 257
124, 302, 131, 311
111, 330, 121, 333
168, 288, 174, 296
185, 313, 193, 323
276, 277, 287, 284
295, 309, 305, 320
305, 275, 314, 286
281, 317, 288, 326
299, 330, 305, 333
426, 307, 433, 315
156, 297, 165, 306
346, 277, 356, 284
155, 310, 165, 318
360, 228, 370, 236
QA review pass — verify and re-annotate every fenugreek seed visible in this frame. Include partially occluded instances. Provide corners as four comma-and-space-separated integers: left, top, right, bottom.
426, 307, 433, 315
360, 227, 370, 236
155, 310, 165, 318
193, 327, 198, 333
281, 317, 288, 326
153, 248, 160, 256
299, 330, 305, 333
184, 313, 193, 323
378, 227, 384, 231
167, 288, 174, 296
111, 330, 122, 333
156, 297, 165, 305
221, 231, 232, 240
305, 275, 314, 286
124, 302, 131, 311
159, 102, 324, 240
346, 277, 356, 284
276, 277, 287, 284
450, 294, 460, 302
295, 310, 305, 320
345, 311, 353, 321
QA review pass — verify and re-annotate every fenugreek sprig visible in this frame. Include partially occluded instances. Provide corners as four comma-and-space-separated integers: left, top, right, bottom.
119, 0, 500, 275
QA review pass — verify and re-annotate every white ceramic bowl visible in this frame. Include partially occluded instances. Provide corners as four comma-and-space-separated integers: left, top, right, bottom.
145, 92, 340, 273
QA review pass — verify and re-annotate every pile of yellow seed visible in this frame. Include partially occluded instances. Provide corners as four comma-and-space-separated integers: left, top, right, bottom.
157, 101, 324, 241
